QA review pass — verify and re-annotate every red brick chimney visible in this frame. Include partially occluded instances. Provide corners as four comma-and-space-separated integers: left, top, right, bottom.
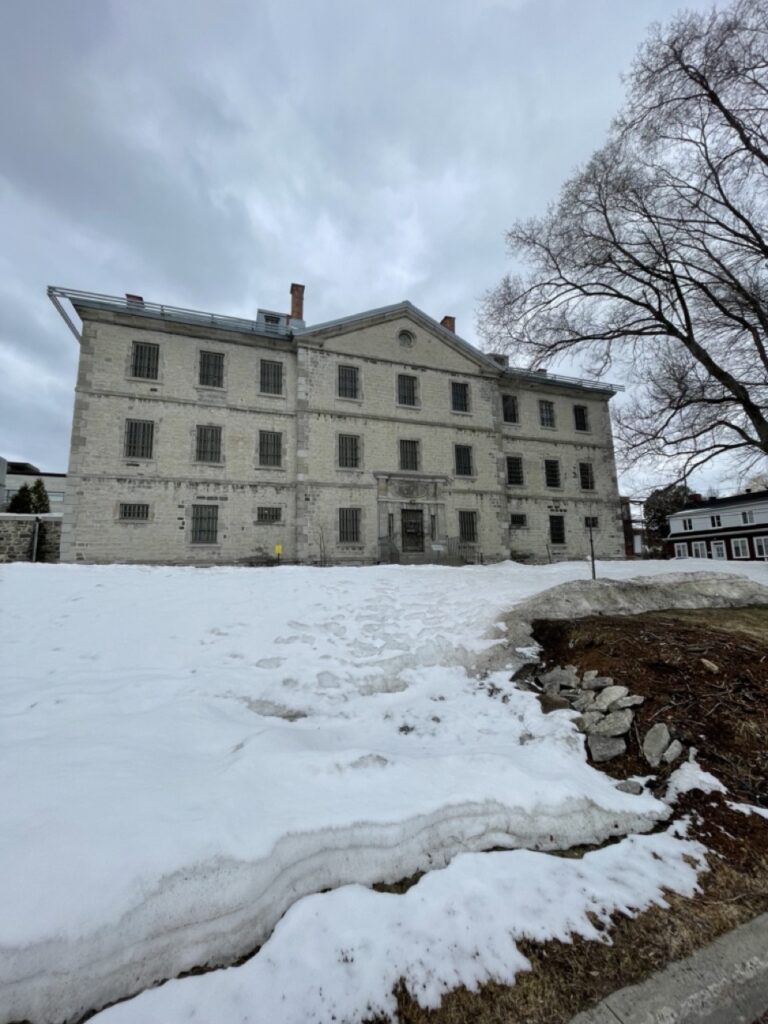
290, 283, 305, 321
440, 315, 455, 332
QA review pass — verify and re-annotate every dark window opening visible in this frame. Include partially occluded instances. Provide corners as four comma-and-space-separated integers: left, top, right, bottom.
199, 351, 224, 388
338, 365, 360, 399
339, 507, 361, 543
399, 439, 419, 471
451, 381, 470, 412
259, 430, 282, 467
131, 341, 159, 380
338, 434, 361, 469
574, 405, 589, 431
191, 504, 218, 544
196, 425, 222, 463
539, 400, 556, 428
502, 395, 519, 423
510, 513, 527, 529
579, 462, 595, 490
119, 503, 149, 521
454, 445, 473, 476
506, 456, 524, 485
585, 516, 599, 529
260, 360, 283, 395
544, 459, 561, 488
549, 515, 565, 545
124, 419, 154, 459
401, 509, 425, 552
257, 506, 282, 523
458, 510, 478, 543
397, 374, 418, 406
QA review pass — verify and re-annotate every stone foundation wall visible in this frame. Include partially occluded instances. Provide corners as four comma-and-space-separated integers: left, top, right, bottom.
0, 515, 62, 563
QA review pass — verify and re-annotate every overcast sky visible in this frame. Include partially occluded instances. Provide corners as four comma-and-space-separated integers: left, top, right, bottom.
1, 0, 721, 492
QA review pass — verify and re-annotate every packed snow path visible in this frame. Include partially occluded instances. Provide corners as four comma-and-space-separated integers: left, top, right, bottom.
1, 559, 765, 1024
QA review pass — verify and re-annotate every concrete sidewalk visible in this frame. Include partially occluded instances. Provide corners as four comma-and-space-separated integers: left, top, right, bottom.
570, 912, 768, 1024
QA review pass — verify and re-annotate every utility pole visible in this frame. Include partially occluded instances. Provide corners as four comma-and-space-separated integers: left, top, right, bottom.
588, 517, 596, 580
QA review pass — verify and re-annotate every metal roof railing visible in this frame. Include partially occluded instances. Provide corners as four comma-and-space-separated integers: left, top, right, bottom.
501, 366, 623, 393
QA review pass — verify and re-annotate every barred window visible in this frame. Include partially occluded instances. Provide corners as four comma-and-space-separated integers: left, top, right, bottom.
506, 456, 524, 485
510, 513, 527, 529
458, 510, 478, 543
124, 419, 154, 459
191, 504, 219, 544
119, 503, 149, 521
338, 365, 360, 399
130, 341, 159, 380
454, 444, 473, 476
257, 506, 282, 523
260, 360, 283, 395
451, 381, 470, 412
196, 425, 222, 463
549, 515, 565, 545
579, 462, 595, 490
574, 405, 589, 431
259, 430, 282, 467
399, 439, 419, 471
397, 374, 418, 406
338, 433, 361, 468
544, 459, 561, 488
539, 400, 556, 428
199, 351, 224, 388
339, 507, 361, 543
585, 516, 599, 529
502, 394, 519, 423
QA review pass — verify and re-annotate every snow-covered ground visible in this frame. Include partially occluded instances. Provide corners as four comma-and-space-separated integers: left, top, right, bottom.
1, 558, 765, 1024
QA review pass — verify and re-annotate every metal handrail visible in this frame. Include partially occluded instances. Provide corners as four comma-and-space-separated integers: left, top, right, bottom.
502, 366, 624, 393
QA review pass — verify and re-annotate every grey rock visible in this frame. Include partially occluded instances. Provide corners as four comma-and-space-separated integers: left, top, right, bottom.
582, 669, 599, 682
538, 666, 580, 694
616, 780, 644, 795
581, 675, 615, 691
611, 695, 645, 710
588, 734, 627, 763
643, 723, 672, 767
542, 678, 562, 695
593, 685, 630, 711
590, 708, 634, 737
574, 710, 604, 732
539, 693, 571, 713
662, 739, 684, 764
572, 692, 596, 712
700, 657, 719, 674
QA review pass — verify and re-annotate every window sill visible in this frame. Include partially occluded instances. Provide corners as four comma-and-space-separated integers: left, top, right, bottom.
123, 459, 155, 465
255, 465, 286, 471
451, 409, 472, 416
506, 482, 525, 488
337, 467, 365, 473
127, 376, 162, 385
539, 424, 557, 430
258, 391, 286, 399
337, 395, 363, 404
194, 461, 226, 467
195, 385, 226, 393
454, 474, 476, 480
396, 403, 421, 411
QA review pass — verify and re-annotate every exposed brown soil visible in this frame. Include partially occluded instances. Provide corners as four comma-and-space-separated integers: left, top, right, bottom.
369, 607, 768, 1024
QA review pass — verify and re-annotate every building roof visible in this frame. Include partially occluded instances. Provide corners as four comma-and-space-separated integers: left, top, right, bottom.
669, 489, 768, 518
7, 461, 41, 474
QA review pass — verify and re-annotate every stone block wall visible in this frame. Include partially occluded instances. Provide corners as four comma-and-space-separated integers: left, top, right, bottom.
0, 515, 62, 563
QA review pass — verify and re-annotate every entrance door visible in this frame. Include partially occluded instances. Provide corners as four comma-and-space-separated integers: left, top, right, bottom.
401, 509, 425, 552
711, 540, 726, 560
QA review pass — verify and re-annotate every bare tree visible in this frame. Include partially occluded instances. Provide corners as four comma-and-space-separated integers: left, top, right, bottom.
479, 0, 768, 481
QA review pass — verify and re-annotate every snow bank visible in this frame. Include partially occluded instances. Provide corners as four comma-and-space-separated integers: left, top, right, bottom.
1, 559, 764, 1024
94, 824, 707, 1024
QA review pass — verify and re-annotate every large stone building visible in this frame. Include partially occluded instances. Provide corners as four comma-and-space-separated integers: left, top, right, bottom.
49, 284, 626, 565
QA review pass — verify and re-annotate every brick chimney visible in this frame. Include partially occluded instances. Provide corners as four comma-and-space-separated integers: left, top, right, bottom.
440, 315, 455, 332
290, 283, 305, 321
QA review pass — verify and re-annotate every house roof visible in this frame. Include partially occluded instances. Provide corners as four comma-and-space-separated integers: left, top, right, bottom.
669, 489, 768, 517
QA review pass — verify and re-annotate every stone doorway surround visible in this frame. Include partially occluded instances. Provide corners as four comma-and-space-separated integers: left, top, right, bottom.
374, 470, 448, 564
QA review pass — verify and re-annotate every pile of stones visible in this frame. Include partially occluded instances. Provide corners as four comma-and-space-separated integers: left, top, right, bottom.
527, 664, 685, 767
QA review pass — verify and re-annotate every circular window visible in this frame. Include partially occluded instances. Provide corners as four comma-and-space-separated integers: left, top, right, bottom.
398, 329, 415, 348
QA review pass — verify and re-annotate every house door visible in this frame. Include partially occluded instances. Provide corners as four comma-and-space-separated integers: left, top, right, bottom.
711, 540, 726, 560
401, 509, 425, 552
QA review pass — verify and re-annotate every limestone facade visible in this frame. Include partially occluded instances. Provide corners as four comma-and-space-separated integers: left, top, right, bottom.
53, 288, 626, 565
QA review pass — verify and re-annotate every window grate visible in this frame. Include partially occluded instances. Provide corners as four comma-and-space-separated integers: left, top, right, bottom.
502, 394, 518, 423
454, 444, 473, 476
119, 503, 149, 521
199, 350, 224, 388
191, 504, 218, 544
338, 365, 360, 399
131, 341, 159, 380
196, 425, 222, 463
257, 506, 282, 523
338, 434, 360, 468
506, 456, 524, 485
584, 516, 599, 529
124, 419, 154, 459
399, 439, 419, 471
539, 400, 556, 428
451, 381, 470, 412
544, 459, 561, 488
397, 374, 418, 406
259, 430, 282, 467
579, 462, 595, 490
458, 510, 477, 543
574, 405, 589, 431
339, 507, 361, 543
260, 360, 283, 395
510, 513, 527, 529
549, 515, 565, 545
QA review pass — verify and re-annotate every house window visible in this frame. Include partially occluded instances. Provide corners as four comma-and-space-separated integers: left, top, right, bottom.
257, 506, 282, 523
539, 400, 556, 428
397, 374, 418, 406
549, 515, 565, 545
458, 510, 478, 543
260, 360, 283, 395
682, 518, 693, 531
510, 513, 527, 529
506, 456, 524, 486
338, 365, 360, 399
692, 541, 708, 558
199, 351, 224, 388
454, 444, 473, 476
338, 434, 361, 469
755, 536, 768, 558
585, 516, 599, 529
574, 405, 589, 431
399, 439, 420, 471
259, 430, 282, 467
742, 510, 755, 525
195, 425, 222, 463
130, 341, 159, 380
674, 542, 688, 558
502, 395, 519, 423
124, 419, 154, 459
119, 503, 149, 521
339, 507, 361, 544
710, 514, 722, 527
451, 381, 470, 412
544, 459, 561, 488
191, 504, 219, 544
731, 537, 750, 559
579, 462, 595, 490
